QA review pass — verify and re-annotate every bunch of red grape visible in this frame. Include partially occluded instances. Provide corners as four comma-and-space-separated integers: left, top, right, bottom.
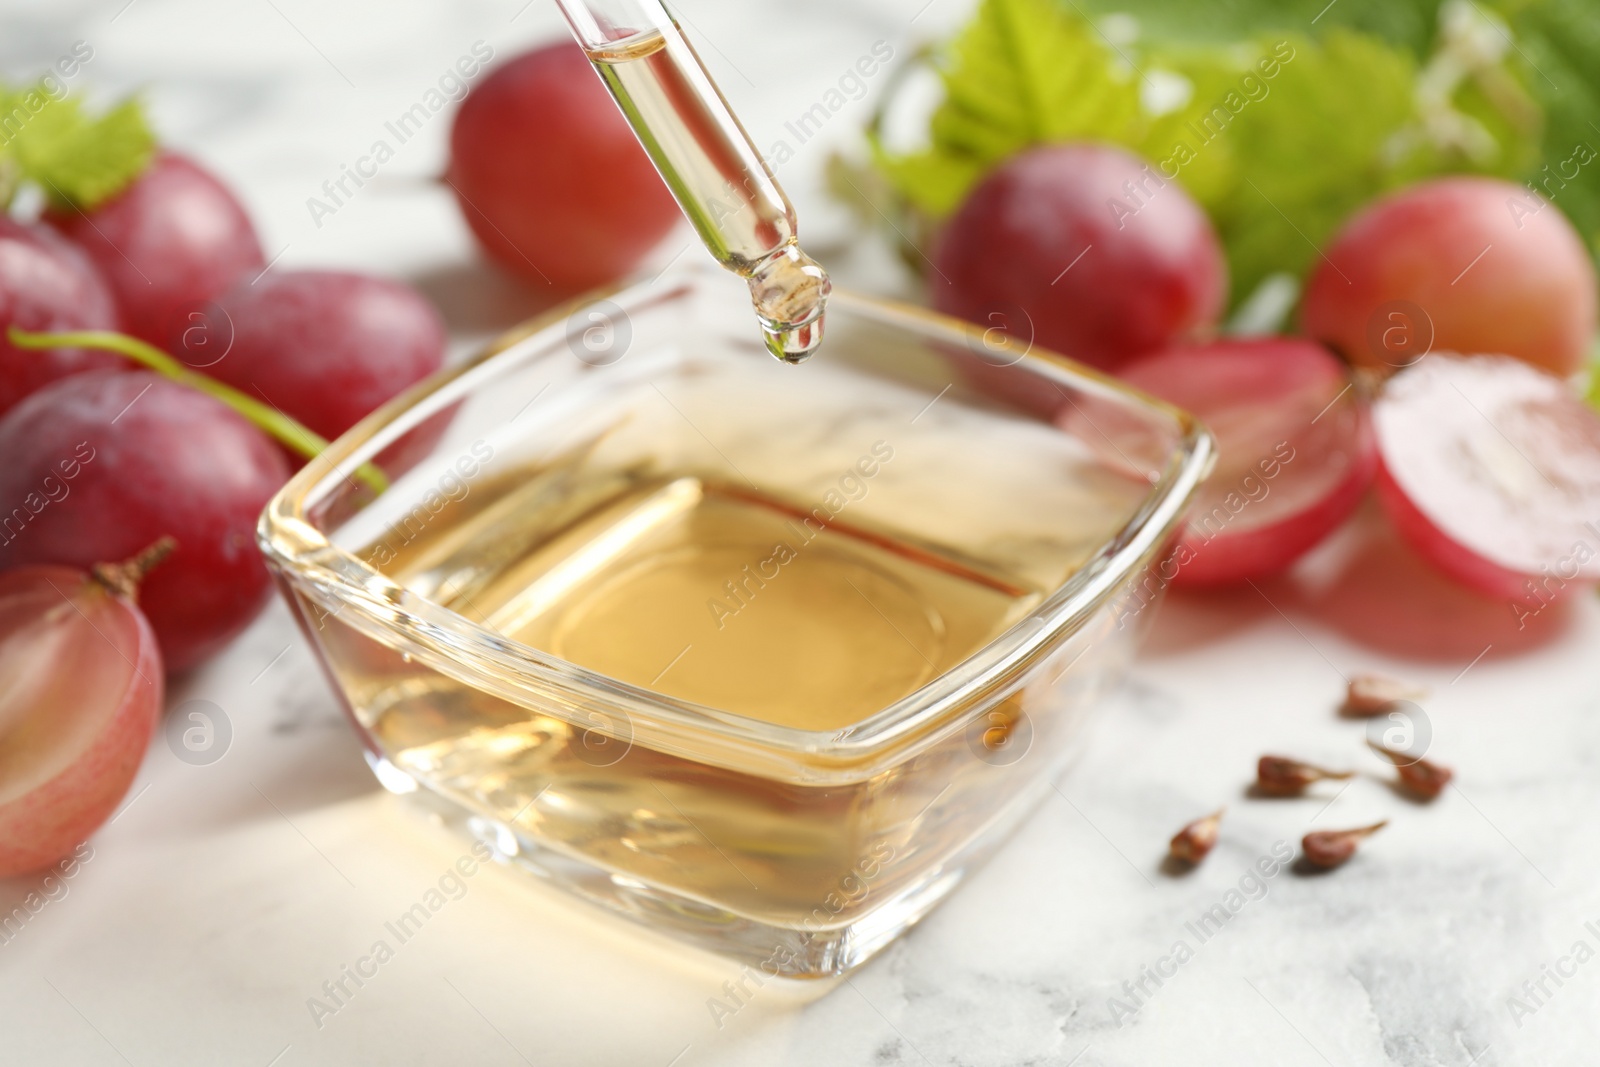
934, 143, 1600, 602
2, 37, 660, 879
2, 39, 664, 878
0, 145, 447, 874
2, 37, 665, 880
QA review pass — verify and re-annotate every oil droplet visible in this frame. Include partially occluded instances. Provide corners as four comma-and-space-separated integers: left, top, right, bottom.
747, 242, 830, 364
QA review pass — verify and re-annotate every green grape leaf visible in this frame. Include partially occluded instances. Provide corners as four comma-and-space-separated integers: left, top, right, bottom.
0, 85, 154, 210
1073, 0, 1444, 52
1067, 0, 1599, 258
1129, 45, 1253, 213
1486, 0, 1600, 254
1189, 32, 1441, 301
870, 0, 1141, 216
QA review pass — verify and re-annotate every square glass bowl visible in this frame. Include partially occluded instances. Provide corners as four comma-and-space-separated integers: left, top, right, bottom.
258, 265, 1211, 978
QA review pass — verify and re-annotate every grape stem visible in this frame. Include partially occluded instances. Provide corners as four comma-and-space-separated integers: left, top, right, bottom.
92, 536, 178, 601
6, 327, 389, 494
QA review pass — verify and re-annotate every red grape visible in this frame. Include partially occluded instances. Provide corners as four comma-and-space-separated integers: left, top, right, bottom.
446, 40, 680, 292
0, 562, 162, 876
1301, 177, 1597, 378
1373, 354, 1600, 601
195, 270, 447, 470
0, 217, 122, 415
1111, 338, 1375, 586
0, 371, 289, 672
932, 142, 1227, 374
46, 152, 265, 348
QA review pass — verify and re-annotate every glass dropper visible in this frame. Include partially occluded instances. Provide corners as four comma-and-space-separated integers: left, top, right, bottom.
553, 0, 830, 363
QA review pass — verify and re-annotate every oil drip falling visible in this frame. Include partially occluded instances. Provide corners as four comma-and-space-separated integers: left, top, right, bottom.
574, 11, 830, 363
747, 243, 830, 363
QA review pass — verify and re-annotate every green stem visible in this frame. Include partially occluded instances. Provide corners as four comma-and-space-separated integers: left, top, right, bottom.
7, 327, 389, 494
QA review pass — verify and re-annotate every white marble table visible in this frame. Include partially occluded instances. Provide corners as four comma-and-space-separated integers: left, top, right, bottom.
2, 2, 1596, 1064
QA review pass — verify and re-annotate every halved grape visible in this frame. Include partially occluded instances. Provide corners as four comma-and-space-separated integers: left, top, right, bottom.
1373, 354, 1600, 600
0, 217, 122, 415
0, 562, 162, 876
1111, 337, 1375, 586
0, 371, 289, 672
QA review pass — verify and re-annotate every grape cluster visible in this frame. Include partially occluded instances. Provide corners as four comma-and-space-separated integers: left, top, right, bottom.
0, 150, 446, 674
0, 41, 677, 878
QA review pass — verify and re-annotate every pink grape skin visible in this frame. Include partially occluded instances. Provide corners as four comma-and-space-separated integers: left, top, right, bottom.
46, 152, 265, 348
195, 270, 447, 471
1372, 354, 1600, 600
0, 217, 123, 415
932, 143, 1228, 374
0, 564, 162, 877
446, 40, 680, 292
1301, 177, 1598, 378
1374, 466, 1531, 600
1114, 337, 1376, 586
0, 371, 289, 673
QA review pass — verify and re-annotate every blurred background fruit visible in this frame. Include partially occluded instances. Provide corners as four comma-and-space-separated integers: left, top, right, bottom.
1372, 353, 1600, 599
1113, 337, 1375, 586
446, 40, 680, 292
931, 143, 1226, 373
1301, 178, 1598, 378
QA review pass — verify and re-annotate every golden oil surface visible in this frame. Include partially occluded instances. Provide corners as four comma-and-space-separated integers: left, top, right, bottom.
394, 473, 1039, 730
